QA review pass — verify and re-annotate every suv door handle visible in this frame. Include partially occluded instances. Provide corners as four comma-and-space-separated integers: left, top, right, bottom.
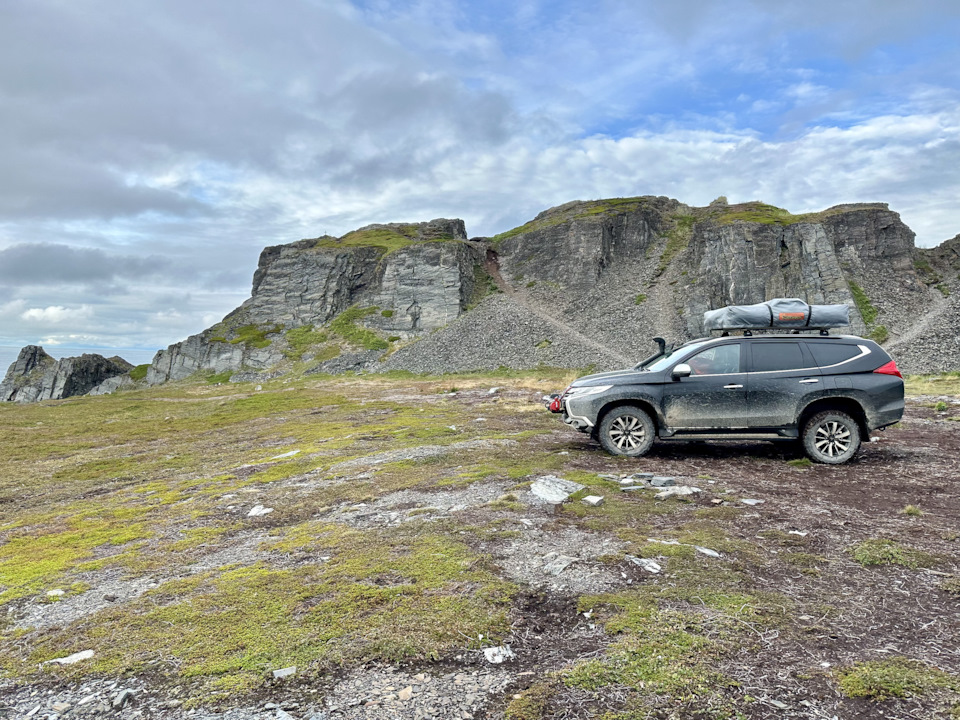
799, 378, 819, 384
723, 384, 743, 389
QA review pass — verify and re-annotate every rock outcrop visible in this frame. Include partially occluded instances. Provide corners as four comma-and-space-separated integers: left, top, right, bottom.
6, 196, 959, 403
0, 346, 133, 402
146, 219, 486, 384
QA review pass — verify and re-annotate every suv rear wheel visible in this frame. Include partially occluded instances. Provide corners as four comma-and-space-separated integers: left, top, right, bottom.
802, 410, 861, 464
598, 406, 655, 457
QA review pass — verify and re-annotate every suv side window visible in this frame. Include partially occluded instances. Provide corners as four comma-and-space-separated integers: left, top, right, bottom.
807, 342, 862, 367
750, 341, 814, 372
686, 343, 741, 375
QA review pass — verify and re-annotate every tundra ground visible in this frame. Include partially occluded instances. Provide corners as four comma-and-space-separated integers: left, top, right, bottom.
0, 372, 958, 719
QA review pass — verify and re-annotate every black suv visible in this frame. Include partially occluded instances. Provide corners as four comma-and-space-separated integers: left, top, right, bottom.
548, 334, 904, 464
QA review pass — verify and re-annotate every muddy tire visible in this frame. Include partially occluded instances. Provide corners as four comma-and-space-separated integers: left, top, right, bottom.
802, 410, 861, 464
598, 406, 655, 457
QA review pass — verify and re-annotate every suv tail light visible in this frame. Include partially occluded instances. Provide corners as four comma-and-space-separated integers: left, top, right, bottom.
873, 360, 902, 379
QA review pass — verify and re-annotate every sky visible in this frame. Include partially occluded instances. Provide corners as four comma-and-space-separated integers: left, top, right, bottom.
2, 0, 960, 355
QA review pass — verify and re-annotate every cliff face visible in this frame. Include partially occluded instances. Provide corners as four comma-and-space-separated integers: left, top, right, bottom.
146, 219, 486, 384
0, 346, 133, 402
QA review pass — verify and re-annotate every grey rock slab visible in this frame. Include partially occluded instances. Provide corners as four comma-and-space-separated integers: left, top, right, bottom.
695, 546, 722, 558
655, 485, 701, 499
42, 649, 94, 666
271, 450, 301, 460
620, 485, 649, 492
247, 505, 274, 517
112, 689, 134, 708
272, 666, 297, 679
581, 495, 604, 507
740, 498, 764, 506
625, 555, 662, 574
542, 553, 579, 575
530, 475, 585, 504
650, 476, 677, 487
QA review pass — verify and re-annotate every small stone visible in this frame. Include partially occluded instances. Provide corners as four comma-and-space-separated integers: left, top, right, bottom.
272, 666, 297, 679
103, 594, 118, 602
768, 699, 789, 709
741, 499, 764, 506
542, 554, 578, 575
271, 450, 301, 460
276, 710, 296, 720
619, 477, 648, 486
77, 695, 97, 706
25, 705, 41, 717
264, 702, 279, 710
488, 387, 501, 394
51, 702, 71, 713
650, 476, 676, 487
45, 589, 65, 597
625, 555, 661, 574
788, 530, 808, 536
581, 495, 604, 507
695, 546, 721, 558
483, 646, 515, 664
655, 486, 701, 499
247, 505, 274, 517
710, 498, 724, 505
620, 485, 648, 492
397, 686, 413, 701
43, 649, 95, 666
112, 689, 134, 708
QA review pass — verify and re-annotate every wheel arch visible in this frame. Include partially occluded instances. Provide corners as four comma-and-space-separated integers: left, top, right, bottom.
798, 396, 868, 436
597, 399, 660, 434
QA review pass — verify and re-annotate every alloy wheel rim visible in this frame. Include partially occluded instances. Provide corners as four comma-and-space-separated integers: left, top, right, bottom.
609, 415, 645, 450
814, 420, 851, 457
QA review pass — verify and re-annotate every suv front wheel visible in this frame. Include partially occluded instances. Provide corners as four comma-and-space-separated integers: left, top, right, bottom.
598, 406, 655, 457
802, 410, 861, 464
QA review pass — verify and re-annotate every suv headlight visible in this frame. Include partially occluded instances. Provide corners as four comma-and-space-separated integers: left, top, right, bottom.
565, 385, 613, 398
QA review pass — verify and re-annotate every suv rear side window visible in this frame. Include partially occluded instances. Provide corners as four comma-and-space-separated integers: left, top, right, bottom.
807, 342, 862, 367
750, 341, 814, 372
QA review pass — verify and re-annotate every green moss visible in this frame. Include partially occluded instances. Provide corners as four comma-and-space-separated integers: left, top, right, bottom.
311, 226, 455, 254
129, 364, 149, 381
535, 339, 552, 349
505, 682, 557, 719
380, 309, 395, 317
492, 197, 651, 245
634, 293, 647, 305
210, 323, 282, 349
207, 371, 234, 384
940, 577, 960, 596
837, 657, 957, 701
284, 325, 329, 359
849, 538, 936, 568
937, 284, 952, 297
848, 281, 879, 325
657, 214, 695, 273
329, 306, 389, 351
870, 325, 889, 344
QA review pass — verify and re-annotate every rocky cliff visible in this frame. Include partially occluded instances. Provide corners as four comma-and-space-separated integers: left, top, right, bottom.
4, 196, 958, 402
0, 346, 133, 402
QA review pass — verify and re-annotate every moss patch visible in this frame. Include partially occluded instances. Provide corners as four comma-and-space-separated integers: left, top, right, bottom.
837, 657, 958, 701
849, 538, 936, 568
329, 306, 389, 351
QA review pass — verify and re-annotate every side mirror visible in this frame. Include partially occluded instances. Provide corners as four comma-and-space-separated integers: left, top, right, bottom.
672, 363, 692, 380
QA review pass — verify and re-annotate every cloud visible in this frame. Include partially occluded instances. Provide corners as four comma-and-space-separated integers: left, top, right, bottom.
0, 243, 173, 285
20, 305, 94, 324
0, 0, 959, 353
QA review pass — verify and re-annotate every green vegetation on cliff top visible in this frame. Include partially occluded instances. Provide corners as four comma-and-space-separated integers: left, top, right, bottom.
312, 225, 456, 254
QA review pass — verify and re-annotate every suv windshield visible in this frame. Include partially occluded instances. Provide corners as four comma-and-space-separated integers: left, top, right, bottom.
643, 340, 708, 373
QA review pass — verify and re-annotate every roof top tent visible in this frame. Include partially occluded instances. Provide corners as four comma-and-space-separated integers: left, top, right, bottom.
703, 298, 850, 336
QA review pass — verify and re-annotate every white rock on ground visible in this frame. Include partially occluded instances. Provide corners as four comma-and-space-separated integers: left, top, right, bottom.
655, 485, 701, 499
42, 650, 94, 666
581, 495, 604, 507
530, 475, 585, 504
483, 646, 516, 664
247, 505, 274, 517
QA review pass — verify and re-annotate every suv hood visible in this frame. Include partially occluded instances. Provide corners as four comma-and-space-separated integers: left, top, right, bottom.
569, 367, 658, 388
